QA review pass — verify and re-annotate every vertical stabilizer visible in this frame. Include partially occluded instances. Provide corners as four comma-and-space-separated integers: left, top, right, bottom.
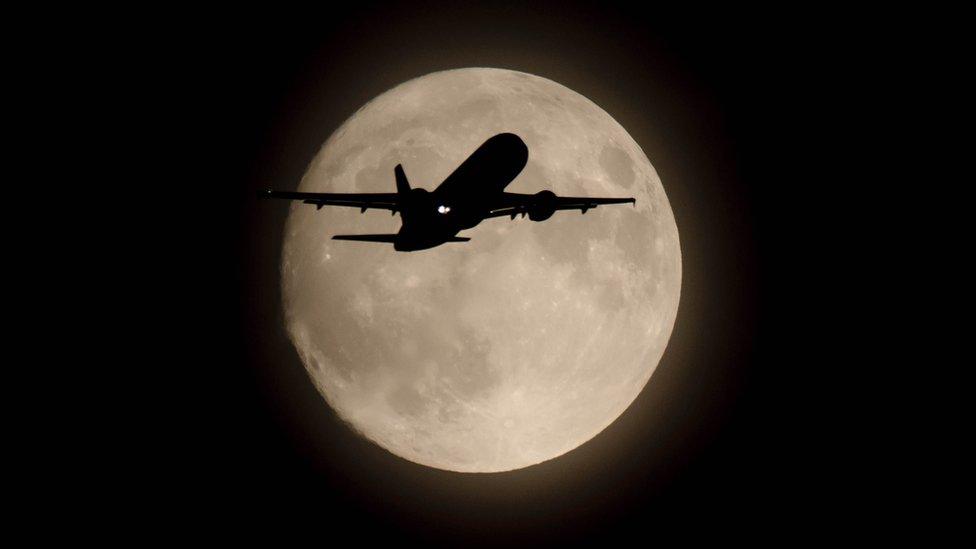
395, 164, 411, 194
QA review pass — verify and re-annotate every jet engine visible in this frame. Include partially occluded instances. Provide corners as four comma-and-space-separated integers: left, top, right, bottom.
407, 187, 431, 208
396, 187, 430, 221
528, 190, 557, 221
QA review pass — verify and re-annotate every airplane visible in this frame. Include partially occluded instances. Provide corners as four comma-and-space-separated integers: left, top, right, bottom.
261, 133, 635, 251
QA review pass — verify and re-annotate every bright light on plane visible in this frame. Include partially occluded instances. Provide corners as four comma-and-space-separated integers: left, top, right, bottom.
437, 205, 451, 214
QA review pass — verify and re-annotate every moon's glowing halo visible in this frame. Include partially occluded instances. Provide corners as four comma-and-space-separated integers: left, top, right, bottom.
281, 68, 681, 472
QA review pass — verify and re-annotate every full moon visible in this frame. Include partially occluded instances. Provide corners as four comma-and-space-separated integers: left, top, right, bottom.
281, 68, 681, 472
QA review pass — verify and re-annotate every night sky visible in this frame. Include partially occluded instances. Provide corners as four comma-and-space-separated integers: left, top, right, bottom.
80, 2, 868, 541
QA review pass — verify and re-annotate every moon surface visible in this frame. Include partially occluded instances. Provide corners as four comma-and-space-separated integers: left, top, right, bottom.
281, 68, 681, 472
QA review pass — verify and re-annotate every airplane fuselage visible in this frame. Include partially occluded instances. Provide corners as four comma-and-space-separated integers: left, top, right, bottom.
393, 133, 528, 251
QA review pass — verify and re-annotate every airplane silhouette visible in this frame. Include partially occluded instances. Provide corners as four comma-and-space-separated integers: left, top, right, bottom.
261, 133, 635, 251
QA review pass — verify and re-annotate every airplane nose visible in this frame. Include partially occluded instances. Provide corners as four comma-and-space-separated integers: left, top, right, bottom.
490, 132, 526, 147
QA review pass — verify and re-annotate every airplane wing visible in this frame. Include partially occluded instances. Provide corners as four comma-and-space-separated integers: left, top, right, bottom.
259, 189, 401, 213
486, 191, 635, 220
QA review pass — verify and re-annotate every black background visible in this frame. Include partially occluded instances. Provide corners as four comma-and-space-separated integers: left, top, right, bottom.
63, 1, 879, 542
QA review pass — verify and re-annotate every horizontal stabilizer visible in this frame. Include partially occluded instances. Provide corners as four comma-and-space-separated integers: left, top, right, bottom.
331, 235, 471, 245
332, 234, 398, 243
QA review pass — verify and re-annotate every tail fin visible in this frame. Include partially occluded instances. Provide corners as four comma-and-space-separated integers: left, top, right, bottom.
395, 164, 410, 194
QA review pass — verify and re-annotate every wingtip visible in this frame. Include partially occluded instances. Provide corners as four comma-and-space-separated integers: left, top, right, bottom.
258, 188, 274, 199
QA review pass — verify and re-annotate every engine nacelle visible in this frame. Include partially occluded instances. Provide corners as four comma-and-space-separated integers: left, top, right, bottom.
398, 187, 430, 221
528, 190, 557, 221
407, 187, 430, 208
